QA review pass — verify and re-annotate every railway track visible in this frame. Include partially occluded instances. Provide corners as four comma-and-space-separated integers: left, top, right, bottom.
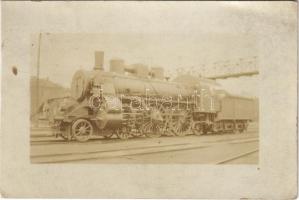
31, 136, 258, 164
215, 149, 259, 164
30, 130, 258, 146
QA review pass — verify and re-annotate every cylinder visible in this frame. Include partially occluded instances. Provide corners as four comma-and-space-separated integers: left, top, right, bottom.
94, 51, 104, 70
110, 59, 125, 74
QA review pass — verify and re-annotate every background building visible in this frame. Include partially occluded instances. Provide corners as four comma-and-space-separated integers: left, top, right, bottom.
30, 76, 70, 119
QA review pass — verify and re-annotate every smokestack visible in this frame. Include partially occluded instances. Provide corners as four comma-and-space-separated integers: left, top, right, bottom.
94, 51, 104, 70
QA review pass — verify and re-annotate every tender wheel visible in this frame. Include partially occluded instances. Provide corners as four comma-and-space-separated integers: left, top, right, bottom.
71, 118, 93, 142
116, 126, 130, 140
236, 122, 245, 133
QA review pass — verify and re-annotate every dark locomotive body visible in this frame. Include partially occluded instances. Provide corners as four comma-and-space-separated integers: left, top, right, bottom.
52, 52, 256, 142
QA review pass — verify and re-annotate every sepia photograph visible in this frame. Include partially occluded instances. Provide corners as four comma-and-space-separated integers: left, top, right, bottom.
1, 1, 297, 198
30, 33, 259, 164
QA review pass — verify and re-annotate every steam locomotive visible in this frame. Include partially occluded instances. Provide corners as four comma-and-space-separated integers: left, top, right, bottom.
52, 51, 256, 142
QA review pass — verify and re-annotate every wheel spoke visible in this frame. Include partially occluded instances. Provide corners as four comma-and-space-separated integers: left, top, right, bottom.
72, 119, 93, 142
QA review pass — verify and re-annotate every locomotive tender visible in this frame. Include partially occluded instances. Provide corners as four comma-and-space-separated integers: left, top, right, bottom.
53, 51, 256, 142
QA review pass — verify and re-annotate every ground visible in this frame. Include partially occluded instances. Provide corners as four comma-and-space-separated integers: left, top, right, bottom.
30, 123, 259, 164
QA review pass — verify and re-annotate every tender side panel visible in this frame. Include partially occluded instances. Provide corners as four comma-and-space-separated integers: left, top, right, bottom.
217, 97, 234, 119
234, 98, 255, 120
217, 96, 255, 120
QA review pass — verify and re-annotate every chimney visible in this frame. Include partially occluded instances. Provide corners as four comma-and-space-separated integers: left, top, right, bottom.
94, 51, 104, 70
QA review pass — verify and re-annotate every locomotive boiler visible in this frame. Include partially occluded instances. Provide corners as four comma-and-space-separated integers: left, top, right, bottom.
52, 51, 256, 142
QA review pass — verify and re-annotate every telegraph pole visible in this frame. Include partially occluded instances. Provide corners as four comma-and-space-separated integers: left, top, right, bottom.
35, 33, 42, 127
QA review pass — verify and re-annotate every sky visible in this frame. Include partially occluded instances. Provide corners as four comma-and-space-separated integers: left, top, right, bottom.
30, 33, 258, 86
